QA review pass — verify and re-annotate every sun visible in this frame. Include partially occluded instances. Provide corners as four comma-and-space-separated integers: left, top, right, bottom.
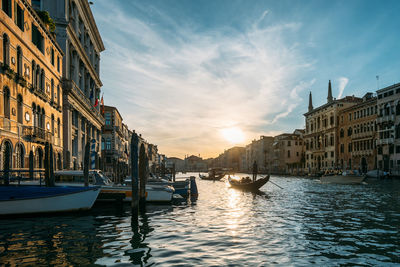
220, 127, 245, 144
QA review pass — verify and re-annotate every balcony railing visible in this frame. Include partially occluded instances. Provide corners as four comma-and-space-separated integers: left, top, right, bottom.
23, 126, 52, 143
377, 115, 395, 124
63, 80, 105, 124
376, 138, 394, 146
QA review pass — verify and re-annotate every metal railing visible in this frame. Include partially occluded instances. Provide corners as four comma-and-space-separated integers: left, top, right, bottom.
0, 169, 45, 186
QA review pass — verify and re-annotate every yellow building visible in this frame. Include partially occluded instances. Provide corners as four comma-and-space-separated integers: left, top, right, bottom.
304, 81, 362, 173
0, 0, 63, 170
337, 93, 377, 172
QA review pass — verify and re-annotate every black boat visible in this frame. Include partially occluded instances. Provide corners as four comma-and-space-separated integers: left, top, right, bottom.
199, 173, 225, 181
228, 175, 270, 191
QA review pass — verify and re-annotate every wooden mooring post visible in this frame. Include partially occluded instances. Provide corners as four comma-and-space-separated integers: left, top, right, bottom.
131, 133, 139, 226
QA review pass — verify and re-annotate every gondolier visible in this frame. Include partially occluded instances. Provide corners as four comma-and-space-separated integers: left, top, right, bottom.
252, 161, 258, 182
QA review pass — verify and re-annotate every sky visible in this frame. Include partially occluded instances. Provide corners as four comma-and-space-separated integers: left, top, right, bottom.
91, 0, 400, 159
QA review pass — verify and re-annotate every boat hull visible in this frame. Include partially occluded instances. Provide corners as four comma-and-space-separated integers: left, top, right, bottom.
320, 175, 366, 184
0, 186, 100, 216
228, 176, 270, 191
99, 185, 174, 203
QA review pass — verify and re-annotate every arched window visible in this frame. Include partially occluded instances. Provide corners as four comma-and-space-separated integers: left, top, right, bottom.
51, 79, 54, 102
37, 105, 42, 128
340, 128, 344, 138
40, 69, 45, 91
15, 143, 25, 169
17, 46, 23, 75
36, 65, 40, 89
51, 114, 55, 135
0, 141, 13, 170
57, 118, 61, 138
41, 108, 45, 129
17, 94, 23, 124
32, 103, 37, 127
2, 33, 9, 66
57, 84, 60, 105
347, 127, 352, 137
32, 60, 36, 87
3, 87, 10, 119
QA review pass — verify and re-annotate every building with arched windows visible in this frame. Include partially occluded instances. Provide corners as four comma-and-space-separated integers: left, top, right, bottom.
1, 0, 64, 171
303, 81, 362, 174
337, 93, 377, 173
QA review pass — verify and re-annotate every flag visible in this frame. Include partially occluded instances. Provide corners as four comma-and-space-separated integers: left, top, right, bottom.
101, 94, 104, 114
94, 93, 99, 107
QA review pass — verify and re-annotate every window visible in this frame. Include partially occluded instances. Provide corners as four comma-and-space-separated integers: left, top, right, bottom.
16, 46, 23, 76
330, 135, 334, 146
287, 141, 291, 146
287, 150, 290, 158
331, 151, 334, 158
32, 23, 44, 53
378, 94, 382, 99
3, 87, 10, 119
51, 48, 54, 65
57, 85, 60, 105
105, 138, 111, 150
2, 33, 10, 65
2, 0, 11, 18
105, 112, 111, 125
57, 56, 60, 72
17, 94, 23, 123
340, 144, 344, 153
15, 2, 24, 31
348, 143, 352, 152
340, 129, 344, 138
32, 0, 41, 9
330, 116, 334, 125
347, 127, 352, 137
349, 113, 352, 121
57, 119, 60, 138
296, 152, 299, 157
51, 79, 54, 102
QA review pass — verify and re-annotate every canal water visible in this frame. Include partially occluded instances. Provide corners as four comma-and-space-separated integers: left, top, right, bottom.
0, 174, 399, 266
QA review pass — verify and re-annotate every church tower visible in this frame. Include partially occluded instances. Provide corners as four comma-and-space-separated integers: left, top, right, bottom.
308, 92, 313, 112
327, 80, 333, 103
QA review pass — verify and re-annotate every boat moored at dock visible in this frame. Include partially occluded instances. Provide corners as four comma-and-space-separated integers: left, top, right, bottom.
0, 185, 100, 216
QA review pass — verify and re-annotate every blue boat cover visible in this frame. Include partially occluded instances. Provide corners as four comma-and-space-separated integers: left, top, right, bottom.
0, 185, 95, 201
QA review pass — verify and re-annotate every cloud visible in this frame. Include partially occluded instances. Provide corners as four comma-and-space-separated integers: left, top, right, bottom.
337, 77, 349, 99
93, 1, 313, 158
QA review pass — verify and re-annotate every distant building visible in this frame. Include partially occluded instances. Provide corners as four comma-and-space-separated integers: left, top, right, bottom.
337, 93, 377, 172
376, 83, 400, 175
0, 0, 64, 170
212, 146, 245, 172
185, 155, 207, 171
166, 157, 184, 172
243, 136, 274, 173
304, 81, 362, 173
101, 105, 128, 182
272, 131, 304, 174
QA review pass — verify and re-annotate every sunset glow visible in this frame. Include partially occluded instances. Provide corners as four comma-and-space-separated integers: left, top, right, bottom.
221, 127, 245, 144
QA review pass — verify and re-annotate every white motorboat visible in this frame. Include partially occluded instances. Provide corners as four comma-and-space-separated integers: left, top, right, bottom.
320, 170, 366, 184
0, 185, 100, 216
54, 170, 174, 203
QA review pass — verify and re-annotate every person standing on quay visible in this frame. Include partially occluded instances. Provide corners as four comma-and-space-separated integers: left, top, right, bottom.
252, 161, 258, 182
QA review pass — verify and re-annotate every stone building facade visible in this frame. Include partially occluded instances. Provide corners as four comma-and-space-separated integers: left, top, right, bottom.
337, 93, 377, 172
304, 81, 362, 174
1, 0, 64, 170
271, 130, 304, 174
243, 136, 274, 173
101, 105, 128, 182
376, 83, 400, 175
38, 0, 105, 169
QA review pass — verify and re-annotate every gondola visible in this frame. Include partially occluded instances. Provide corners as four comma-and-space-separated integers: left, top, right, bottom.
199, 173, 225, 181
228, 175, 270, 191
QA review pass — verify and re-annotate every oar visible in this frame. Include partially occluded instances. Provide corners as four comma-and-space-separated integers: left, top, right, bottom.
269, 180, 283, 189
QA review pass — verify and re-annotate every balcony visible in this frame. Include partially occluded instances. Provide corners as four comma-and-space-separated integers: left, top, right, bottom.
30, 85, 48, 101
376, 138, 394, 146
23, 126, 52, 143
63, 79, 105, 124
377, 115, 395, 124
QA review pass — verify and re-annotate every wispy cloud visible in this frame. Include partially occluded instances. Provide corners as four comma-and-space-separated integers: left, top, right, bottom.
93, 1, 314, 158
337, 77, 349, 99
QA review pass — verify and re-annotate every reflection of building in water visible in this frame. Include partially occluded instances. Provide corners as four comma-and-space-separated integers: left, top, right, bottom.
0, 0, 64, 170
337, 93, 377, 172
376, 83, 400, 175
304, 81, 362, 173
